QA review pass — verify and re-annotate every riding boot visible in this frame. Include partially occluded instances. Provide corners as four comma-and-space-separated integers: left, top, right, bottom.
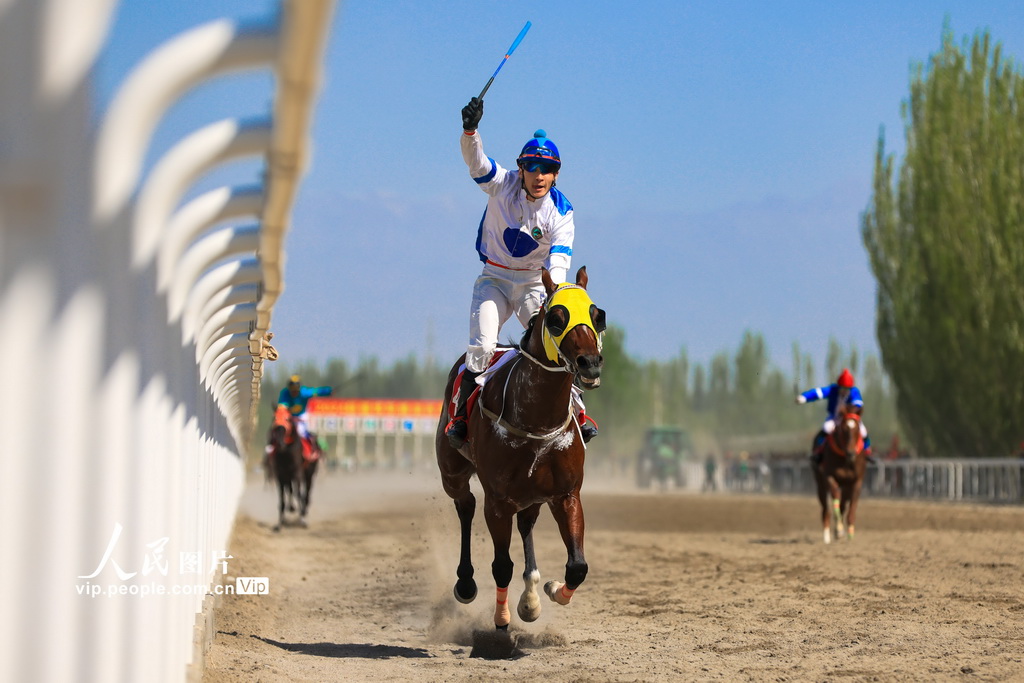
579, 412, 598, 443
809, 430, 826, 467
446, 369, 480, 449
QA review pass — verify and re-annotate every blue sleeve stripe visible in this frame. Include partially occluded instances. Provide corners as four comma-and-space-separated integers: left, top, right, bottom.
549, 245, 572, 255
475, 210, 488, 262
473, 158, 497, 184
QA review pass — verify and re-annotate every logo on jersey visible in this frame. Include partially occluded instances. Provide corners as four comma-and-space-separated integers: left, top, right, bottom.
531, 227, 543, 240
502, 227, 539, 257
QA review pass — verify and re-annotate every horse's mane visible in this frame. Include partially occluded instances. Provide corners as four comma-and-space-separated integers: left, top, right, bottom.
509, 314, 538, 351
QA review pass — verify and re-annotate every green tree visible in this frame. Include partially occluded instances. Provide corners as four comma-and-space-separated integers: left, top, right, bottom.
862, 25, 1024, 457
825, 337, 842, 381
734, 331, 767, 401
581, 324, 642, 459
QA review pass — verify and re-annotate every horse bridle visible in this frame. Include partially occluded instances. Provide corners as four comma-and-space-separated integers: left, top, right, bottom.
519, 343, 572, 374
474, 316, 587, 441
826, 411, 863, 456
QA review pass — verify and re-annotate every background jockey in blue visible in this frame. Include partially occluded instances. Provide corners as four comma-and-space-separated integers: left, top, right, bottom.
447, 95, 597, 449
796, 368, 873, 463
277, 375, 332, 449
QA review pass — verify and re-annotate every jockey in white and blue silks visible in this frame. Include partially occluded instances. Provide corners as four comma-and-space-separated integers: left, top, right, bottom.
446, 95, 594, 449
796, 368, 872, 461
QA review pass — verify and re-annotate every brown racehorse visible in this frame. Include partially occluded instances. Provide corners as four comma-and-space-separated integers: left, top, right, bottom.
436, 267, 605, 631
267, 406, 318, 531
813, 404, 867, 543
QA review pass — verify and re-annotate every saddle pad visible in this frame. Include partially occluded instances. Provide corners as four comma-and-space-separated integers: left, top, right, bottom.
449, 348, 517, 420
301, 437, 319, 463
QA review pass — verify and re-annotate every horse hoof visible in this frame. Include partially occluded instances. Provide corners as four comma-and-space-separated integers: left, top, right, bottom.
517, 594, 541, 623
544, 580, 573, 605
297, 518, 308, 528
454, 580, 477, 604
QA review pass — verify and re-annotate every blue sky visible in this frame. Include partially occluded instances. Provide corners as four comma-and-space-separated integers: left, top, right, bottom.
96, 1, 1024, 380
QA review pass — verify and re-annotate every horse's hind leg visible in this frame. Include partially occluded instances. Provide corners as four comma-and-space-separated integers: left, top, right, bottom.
516, 504, 543, 623
452, 493, 478, 604
830, 479, 845, 540
439, 449, 479, 605
544, 493, 588, 606
286, 478, 298, 512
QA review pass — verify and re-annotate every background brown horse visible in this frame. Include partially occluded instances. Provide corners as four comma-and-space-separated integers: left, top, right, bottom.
267, 407, 317, 531
436, 267, 605, 631
813, 404, 867, 543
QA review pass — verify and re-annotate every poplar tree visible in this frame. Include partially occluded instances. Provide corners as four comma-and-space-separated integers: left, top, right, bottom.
862, 27, 1024, 457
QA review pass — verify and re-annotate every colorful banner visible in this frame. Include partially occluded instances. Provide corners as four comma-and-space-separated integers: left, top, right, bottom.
308, 397, 443, 418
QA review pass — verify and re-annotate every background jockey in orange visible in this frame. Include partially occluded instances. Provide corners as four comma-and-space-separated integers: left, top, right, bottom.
277, 375, 332, 454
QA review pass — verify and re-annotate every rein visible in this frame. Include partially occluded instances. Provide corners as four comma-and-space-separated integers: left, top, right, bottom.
478, 400, 575, 440
518, 345, 570, 373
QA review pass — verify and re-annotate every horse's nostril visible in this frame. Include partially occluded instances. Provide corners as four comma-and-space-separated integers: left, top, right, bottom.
576, 355, 603, 376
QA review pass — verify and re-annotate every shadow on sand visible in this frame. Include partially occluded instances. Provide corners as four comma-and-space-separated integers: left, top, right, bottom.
249, 635, 430, 659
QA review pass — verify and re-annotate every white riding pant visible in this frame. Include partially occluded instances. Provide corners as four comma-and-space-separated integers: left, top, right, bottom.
823, 418, 868, 438
294, 413, 311, 440
466, 263, 545, 373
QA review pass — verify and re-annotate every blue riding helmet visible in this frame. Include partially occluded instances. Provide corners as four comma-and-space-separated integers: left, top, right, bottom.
518, 129, 561, 169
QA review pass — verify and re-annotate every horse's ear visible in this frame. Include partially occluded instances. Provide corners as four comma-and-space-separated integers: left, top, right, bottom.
541, 267, 556, 295
576, 266, 588, 289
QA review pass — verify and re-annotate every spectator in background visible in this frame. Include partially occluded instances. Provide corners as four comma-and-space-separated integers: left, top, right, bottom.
703, 453, 717, 492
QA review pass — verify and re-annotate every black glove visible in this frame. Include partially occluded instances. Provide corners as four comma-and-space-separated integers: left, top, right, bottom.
462, 97, 483, 131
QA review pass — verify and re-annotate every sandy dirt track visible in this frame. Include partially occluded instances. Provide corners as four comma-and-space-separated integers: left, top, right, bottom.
202, 469, 1024, 682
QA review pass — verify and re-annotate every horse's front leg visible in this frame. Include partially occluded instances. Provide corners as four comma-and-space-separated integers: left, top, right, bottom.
484, 500, 516, 630
846, 476, 865, 539
814, 470, 832, 544
275, 479, 287, 531
544, 492, 588, 606
299, 461, 317, 524
516, 504, 543, 623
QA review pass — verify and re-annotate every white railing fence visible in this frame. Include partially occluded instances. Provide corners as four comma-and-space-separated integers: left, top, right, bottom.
0, 1, 336, 681
664, 457, 1024, 504
760, 458, 1024, 503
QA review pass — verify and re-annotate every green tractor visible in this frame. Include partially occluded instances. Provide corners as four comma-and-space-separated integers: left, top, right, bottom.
636, 426, 693, 489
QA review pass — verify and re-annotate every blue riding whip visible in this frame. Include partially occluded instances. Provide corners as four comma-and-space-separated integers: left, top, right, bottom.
478, 21, 532, 100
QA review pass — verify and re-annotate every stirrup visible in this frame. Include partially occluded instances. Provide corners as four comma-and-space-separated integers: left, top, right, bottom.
445, 416, 468, 448
579, 413, 598, 443
580, 423, 598, 443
